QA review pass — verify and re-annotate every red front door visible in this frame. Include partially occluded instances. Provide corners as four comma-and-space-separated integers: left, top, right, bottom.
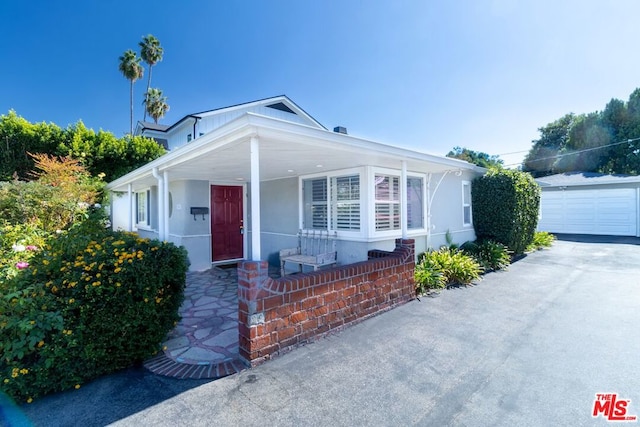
211, 185, 244, 261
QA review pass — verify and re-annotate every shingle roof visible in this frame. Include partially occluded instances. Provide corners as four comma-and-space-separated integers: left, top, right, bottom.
536, 171, 640, 187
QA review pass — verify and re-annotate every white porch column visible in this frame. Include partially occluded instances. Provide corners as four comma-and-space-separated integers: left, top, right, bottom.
250, 136, 261, 261
163, 170, 170, 240
401, 160, 408, 239
152, 167, 164, 241
127, 183, 133, 232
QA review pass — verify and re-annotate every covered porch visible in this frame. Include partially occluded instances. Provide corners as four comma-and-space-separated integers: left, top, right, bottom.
106, 112, 480, 271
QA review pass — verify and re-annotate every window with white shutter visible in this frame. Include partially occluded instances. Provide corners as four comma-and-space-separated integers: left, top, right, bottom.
331, 175, 360, 231
374, 175, 400, 231
303, 178, 328, 229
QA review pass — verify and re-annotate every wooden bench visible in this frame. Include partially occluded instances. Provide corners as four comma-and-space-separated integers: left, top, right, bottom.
280, 230, 338, 276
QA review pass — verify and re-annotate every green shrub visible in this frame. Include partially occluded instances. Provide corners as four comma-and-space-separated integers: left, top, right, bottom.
461, 240, 511, 272
0, 219, 189, 402
0, 110, 165, 182
526, 231, 556, 251
0, 154, 103, 233
415, 257, 447, 295
415, 247, 482, 294
0, 221, 49, 283
472, 169, 541, 254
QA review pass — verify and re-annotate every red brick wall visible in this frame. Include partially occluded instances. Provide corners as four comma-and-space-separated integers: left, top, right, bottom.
238, 239, 415, 366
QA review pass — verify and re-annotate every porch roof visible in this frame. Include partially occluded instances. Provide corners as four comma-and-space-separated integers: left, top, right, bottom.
107, 112, 482, 193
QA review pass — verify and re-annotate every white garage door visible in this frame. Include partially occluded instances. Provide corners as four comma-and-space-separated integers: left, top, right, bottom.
538, 188, 638, 236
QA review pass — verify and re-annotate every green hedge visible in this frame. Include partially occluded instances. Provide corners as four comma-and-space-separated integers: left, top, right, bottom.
0, 221, 189, 402
471, 169, 540, 254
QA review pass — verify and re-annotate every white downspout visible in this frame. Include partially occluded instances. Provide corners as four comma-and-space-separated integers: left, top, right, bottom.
426, 169, 462, 249
250, 136, 261, 260
401, 160, 408, 239
152, 167, 164, 241
127, 183, 133, 232
426, 173, 432, 250
637, 187, 640, 237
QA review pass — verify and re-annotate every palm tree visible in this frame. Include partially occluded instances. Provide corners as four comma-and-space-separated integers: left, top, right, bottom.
139, 35, 164, 122
143, 88, 170, 124
118, 49, 144, 135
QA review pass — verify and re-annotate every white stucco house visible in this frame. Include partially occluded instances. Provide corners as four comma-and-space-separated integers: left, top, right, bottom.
536, 172, 640, 237
106, 96, 484, 271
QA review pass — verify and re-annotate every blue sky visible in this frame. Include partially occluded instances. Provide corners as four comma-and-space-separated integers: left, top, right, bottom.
2, 1, 640, 167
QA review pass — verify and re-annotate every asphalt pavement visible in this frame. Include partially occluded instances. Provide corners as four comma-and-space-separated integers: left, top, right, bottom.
10, 235, 640, 426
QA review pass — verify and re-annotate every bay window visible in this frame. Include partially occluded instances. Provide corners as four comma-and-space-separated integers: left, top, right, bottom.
331, 175, 360, 231
374, 175, 400, 231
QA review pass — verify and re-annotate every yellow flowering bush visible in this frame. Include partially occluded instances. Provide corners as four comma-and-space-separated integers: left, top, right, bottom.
0, 218, 189, 402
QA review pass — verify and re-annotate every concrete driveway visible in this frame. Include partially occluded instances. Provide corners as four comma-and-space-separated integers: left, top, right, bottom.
17, 235, 640, 426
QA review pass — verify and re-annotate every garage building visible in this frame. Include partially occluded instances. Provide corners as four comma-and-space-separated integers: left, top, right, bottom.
536, 172, 640, 237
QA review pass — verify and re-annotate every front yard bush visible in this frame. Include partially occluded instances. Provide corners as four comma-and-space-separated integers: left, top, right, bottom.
526, 231, 556, 251
461, 240, 511, 272
415, 247, 482, 295
0, 218, 189, 402
472, 169, 541, 254
0, 221, 49, 283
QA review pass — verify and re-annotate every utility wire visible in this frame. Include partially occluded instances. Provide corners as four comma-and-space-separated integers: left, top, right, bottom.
503, 136, 640, 168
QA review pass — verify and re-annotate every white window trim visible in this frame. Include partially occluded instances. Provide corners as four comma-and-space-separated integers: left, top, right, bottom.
299, 167, 365, 239
406, 173, 427, 232
136, 189, 151, 229
373, 173, 401, 232
369, 167, 428, 238
462, 180, 472, 227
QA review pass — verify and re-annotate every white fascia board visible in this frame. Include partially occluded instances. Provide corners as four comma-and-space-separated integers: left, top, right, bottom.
539, 179, 640, 188
106, 114, 255, 191
107, 111, 483, 192
244, 113, 483, 172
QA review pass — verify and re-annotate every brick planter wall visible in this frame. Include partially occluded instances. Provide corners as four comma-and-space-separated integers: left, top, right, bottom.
238, 239, 415, 366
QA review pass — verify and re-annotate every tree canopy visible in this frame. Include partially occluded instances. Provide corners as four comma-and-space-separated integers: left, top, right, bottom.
524, 88, 640, 176
0, 110, 165, 182
118, 49, 144, 135
139, 34, 164, 122
446, 147, 503, 168
143, 88, 169, 124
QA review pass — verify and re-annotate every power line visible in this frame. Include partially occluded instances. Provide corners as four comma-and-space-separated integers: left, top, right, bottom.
496, 149, 530, 156
503, 136, 640, 168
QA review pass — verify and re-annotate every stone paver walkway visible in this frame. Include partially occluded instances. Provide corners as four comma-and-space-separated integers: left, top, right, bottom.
144, 266, 246, 380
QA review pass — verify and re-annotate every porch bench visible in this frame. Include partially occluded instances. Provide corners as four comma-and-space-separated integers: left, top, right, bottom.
280, 230, 338, 276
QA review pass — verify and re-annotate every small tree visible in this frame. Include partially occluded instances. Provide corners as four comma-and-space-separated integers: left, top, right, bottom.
446, 147, 503, 168
471, 169, 540, 254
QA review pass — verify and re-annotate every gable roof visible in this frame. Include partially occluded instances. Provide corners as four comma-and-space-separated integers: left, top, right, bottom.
135, 95, 325, 136
192, 95, 326, 129
536, 171, 640, 187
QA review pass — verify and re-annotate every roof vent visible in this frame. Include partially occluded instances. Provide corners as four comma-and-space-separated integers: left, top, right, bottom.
333, 126, 347, 134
